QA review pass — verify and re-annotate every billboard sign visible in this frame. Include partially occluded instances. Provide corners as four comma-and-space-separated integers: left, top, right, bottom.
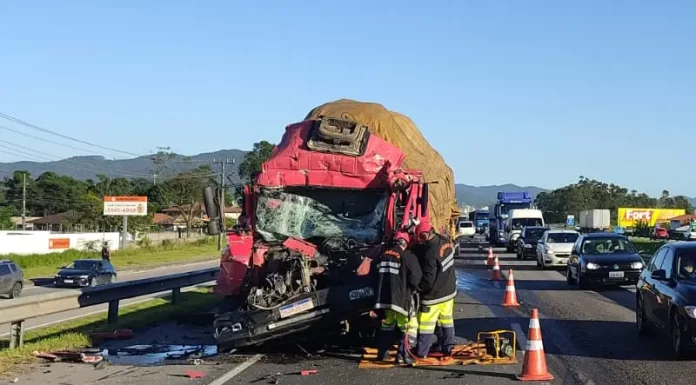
617, 208, 685, 227
104, 196, 148, 216
48, 238, 70, 250
566, 215, 575, 226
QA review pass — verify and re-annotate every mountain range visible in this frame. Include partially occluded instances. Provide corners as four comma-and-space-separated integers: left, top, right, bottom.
0, 149, 246, 184
2, 150, 692, 207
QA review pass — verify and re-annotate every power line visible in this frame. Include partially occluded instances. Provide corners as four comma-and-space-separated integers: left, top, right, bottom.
0, 111, 142, 157
0, 125, 116, 158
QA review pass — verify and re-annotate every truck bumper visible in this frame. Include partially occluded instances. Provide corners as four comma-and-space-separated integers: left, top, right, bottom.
213, 280, 377, 350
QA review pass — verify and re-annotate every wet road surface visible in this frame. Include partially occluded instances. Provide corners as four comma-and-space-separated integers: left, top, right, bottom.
16, 240, 695, 385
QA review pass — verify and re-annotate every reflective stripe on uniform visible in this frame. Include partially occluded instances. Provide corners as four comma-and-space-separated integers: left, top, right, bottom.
441, 250, 455, 271
421, 291, 457, 305
378, 261, 401, 269
378, 267, 400, 275
374, 302, 408, 316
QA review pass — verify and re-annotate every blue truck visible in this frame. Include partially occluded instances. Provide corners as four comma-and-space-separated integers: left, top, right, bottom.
489, 192, 533, 247
468, 209, 490, 235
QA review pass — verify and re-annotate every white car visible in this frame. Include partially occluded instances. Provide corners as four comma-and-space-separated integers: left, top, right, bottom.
536, 229, 580, 269
457, 221, 476, 238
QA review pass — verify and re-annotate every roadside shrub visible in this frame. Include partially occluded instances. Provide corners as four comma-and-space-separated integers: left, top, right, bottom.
632, 240, 666, 255
136, 236, 153, 249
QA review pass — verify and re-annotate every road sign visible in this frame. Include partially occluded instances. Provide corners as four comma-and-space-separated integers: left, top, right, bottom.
566, 215, 575, 226
103, 196, 148, 216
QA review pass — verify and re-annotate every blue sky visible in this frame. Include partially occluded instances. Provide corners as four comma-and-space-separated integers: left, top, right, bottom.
1, 1, 694, 197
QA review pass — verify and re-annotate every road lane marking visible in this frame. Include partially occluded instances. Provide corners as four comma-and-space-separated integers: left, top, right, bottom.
511, 322, 527, 359
206, 354, 263, 385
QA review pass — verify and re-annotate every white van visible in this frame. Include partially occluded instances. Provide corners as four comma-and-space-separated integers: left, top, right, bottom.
504, 209, 545, 252
458, 220, 476, 238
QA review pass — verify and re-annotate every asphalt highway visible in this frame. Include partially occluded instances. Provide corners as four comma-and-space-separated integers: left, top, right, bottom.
15, 241, 696, 385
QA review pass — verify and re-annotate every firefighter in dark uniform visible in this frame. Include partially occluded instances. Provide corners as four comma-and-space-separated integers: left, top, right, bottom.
413, 220, 457, 359
374, 231, 422, 364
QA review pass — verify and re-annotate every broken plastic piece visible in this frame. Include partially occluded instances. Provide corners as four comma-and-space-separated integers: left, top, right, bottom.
300, 369, 318, 376
184, 370, 206, 379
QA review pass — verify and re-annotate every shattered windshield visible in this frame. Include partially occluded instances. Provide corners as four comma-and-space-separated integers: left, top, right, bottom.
255, 187, 388, 244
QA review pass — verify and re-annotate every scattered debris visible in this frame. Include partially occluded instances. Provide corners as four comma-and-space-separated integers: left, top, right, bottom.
101, 344, 217, 366
300, 369, 318, 376
184, 370, 206, 379
33, 350, 104, 364
89, 329, 134, 341
296, 344, 311, 357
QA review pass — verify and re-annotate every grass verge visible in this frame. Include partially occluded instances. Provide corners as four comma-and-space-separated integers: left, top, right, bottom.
0, 287, 219, 374
632, 240, 666, 254
6, 237, 221, 279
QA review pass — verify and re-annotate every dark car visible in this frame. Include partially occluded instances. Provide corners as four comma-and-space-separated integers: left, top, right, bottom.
54, 259, 117, 288
566, 233, 644, 289
0, 260, 24, 298
636, 242, 696, 358
516, 226, 549, 260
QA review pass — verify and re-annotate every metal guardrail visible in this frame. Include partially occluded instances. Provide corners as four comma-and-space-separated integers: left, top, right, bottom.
0, 267, 219, 349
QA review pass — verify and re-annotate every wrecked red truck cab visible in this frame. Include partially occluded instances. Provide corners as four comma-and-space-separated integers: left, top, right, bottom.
203, 117, 431, 349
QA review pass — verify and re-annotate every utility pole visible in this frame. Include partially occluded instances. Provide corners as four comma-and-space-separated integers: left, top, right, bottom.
21, 173, 26, 231
212, 158, 233, 251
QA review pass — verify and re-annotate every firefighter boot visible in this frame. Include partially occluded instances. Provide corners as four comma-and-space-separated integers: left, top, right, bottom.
395, 330, 415, 365
376, 329, 396, 361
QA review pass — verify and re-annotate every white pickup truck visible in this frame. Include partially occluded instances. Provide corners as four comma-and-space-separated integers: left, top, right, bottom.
457, 220, 476, 238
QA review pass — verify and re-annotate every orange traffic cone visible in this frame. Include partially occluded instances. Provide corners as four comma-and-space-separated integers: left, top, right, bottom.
490, 256, 504, 281
517, 309, 554, 381
486, 247, 494, 266
501, 269, 520, 307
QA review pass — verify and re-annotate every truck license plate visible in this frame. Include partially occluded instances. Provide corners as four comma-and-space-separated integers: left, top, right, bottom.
63, 279, 73, 283
279, 298, 314, 319
609, 271, 624, 278
349, 287, 374, 300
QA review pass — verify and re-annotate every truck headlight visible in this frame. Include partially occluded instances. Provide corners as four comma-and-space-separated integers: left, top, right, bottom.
685, 306, 696, 319
630, 262, 644, 270
586, 262, 600, 270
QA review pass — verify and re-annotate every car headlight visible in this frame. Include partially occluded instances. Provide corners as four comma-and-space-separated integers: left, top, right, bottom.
586, 262, 600, 270
79, 275, 90, 279
524, 244, 533, 249
545, 248, 554, 254
685, 306, 696, 319
630, 262, 644, 270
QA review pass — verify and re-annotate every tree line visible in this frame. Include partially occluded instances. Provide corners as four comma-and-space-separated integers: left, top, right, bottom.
534, 176, 693, 225
0, 144, 276, 233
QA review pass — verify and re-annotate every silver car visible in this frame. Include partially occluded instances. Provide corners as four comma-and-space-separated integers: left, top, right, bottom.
536, 230, 580, 269
0, 260, 24, 298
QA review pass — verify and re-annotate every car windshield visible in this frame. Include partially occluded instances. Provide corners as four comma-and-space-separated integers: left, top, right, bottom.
525, 228, 547, 238
581, 238, 636, 254
512, 218, 543, 230
255, 187, 388, 244
460, 222, 473, 228
547, 233, 579, 243
676, 250, 696, 280
67, 261, 99, 270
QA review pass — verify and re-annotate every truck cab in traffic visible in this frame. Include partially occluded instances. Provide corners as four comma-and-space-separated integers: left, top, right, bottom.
505, 209, 545, 252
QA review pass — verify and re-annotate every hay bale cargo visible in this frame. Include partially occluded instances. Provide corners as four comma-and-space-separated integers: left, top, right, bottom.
305, 99, 460, 233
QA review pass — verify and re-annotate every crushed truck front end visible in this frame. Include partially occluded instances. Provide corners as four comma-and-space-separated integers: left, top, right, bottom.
204, 117, 432, 350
